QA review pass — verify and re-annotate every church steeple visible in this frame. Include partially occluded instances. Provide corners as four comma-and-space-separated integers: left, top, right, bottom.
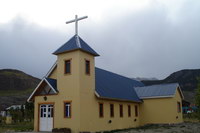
53, 15, 99, 56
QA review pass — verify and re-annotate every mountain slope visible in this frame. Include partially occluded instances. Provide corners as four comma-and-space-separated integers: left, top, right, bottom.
0, 69, 40, 110
142, 69, 200, 91
0, 69, 39, 91
142, 69, 200, 103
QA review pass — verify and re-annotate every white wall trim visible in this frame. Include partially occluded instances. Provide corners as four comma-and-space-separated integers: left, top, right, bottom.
27, 78, 58, 102
27, 78, 45, 102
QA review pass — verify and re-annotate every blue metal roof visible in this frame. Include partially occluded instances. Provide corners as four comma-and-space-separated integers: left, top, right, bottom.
45, 78, 58, 92
53, 35, 99, 56
135, 83, 179, 99
95, 67, 144, 102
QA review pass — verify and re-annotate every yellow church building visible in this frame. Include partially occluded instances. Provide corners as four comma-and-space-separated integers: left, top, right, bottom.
27, 16, 183, 133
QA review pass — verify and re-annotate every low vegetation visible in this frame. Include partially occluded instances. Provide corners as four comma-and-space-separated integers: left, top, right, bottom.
0, 102, 34, 132
0, 121, 33, 132
195, 77, 200, 121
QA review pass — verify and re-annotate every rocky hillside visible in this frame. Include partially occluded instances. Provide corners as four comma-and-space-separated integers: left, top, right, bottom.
0, 69, 40, 110
142, 69, 200, 103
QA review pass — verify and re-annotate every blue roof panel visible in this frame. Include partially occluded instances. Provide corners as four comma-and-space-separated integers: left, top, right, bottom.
53, 35, 99, 56
95, 67, 144, 102
135, 83, 179, 98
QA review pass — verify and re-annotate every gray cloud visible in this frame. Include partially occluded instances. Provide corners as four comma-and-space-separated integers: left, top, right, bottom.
0, 17, 65, 78
0, 1, 200, 79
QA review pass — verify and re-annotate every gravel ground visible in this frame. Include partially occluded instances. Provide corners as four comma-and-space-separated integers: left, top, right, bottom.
116, 122, 200, 133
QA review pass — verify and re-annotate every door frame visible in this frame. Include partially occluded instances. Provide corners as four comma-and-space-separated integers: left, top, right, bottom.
38, 102, 55, 131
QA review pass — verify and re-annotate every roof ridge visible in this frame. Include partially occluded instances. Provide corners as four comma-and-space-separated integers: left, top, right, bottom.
52, 35, 76, 54
75, 35, 81, 48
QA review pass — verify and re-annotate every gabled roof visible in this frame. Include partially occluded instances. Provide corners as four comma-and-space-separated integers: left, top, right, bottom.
95, 67, 144, 102
27, 78, 58, 102
134, 83, 184, 99
53, 35, 99, 56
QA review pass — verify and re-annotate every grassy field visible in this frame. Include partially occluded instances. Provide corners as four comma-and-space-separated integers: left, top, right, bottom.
0, 121, 33, 132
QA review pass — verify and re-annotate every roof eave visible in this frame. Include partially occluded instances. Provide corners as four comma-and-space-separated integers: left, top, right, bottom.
27, 78, 45, 102
177, 85, 184, 100
52, 48, 100, 56
140, 95, 174, 99
95, 91, 142, 103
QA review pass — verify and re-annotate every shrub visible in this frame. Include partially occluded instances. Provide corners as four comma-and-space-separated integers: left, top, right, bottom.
52, 128, 71, 133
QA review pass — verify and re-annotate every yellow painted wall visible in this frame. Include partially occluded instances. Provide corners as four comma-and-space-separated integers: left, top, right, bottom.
139, 88, 183, 125
80, 98, 140, 132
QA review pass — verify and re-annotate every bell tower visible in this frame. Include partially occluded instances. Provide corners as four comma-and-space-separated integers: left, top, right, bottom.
53, 34, 99, 94
52, 15, 99, 132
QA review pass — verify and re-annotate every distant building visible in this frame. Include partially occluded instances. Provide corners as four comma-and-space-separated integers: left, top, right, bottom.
0, 111, 6, 117
6, 105, 25, 110
182, 100, 191, 114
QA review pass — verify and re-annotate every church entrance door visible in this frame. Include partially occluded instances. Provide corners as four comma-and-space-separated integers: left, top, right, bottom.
39, 104, 53, 131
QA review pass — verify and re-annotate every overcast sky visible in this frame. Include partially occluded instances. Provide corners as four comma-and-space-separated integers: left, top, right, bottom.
0, 0, 200, 79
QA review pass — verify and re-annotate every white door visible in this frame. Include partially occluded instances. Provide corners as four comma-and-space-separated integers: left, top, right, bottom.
40, 104, 53, 131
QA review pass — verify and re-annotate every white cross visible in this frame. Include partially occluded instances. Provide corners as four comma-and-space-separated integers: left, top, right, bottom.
66, 15, 88, 35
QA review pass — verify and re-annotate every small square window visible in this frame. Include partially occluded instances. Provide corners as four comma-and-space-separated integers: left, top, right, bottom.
64, 102, 71, 118
65, 60, 71, 74
85, 60, 90, 75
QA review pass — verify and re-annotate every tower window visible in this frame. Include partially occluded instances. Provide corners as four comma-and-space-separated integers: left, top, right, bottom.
85, 60, 90, 75
64, 60, 71, 74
